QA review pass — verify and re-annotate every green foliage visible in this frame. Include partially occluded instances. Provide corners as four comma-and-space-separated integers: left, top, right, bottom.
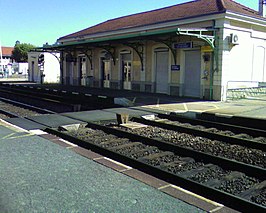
11, 42, 36, 62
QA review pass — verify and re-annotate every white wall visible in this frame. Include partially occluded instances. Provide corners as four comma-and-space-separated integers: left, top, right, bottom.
28, 52, 60, 83
220, 22, 266, 100
43, 53, 60, 83
18, 63, 28, 75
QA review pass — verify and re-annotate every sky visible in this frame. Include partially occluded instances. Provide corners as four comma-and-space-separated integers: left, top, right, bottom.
0, 0, 260, 47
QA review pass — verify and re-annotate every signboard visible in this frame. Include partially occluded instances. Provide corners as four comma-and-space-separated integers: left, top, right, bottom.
132, 61, 141, 66
173, 42, 193, 49
201, 46, 213, 52
171, 65, 180, 71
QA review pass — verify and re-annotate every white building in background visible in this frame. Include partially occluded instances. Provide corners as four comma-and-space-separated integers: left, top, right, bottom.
28, 52, 60, 84
0, 46, 14, 76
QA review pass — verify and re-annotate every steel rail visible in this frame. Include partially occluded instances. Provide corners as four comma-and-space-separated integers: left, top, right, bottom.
131, 117, 266, 151
198, 112, 266, 131
0, 97, 56, 114
0, 87, 76, 111
0, 85, 73, 103
160, 112, 266, 137
0, 109, 19, 118
0, 84, 115, 109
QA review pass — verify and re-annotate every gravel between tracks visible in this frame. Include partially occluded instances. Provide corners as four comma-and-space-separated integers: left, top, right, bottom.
0, 102, 41, 117
113, 125, 266, 168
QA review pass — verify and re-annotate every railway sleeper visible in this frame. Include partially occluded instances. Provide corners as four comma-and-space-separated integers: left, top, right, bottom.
205, 171, 260, 195
139, 151, 181, 166
159, 157, 196, 170
178, 164, 220, 178
238, 180, 266, 200
109, 142, 143, 151
128, 147, 162, 159
99, 140, 129, 148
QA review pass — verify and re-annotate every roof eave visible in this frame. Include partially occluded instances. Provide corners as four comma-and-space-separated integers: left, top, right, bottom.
40, 28, 179, 51
225, 10, 266, 27
58, 12, 226, 44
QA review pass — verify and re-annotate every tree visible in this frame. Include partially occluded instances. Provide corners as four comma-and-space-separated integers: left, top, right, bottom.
11, 42, 36, 62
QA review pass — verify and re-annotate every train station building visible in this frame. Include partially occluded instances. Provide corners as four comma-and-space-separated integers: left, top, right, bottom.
39, 0, 266, 101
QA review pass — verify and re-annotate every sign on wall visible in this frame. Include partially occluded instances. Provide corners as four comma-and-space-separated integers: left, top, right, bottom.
173, 42, 193, 49
201, 46, 213, 52
171, 65, 180, 71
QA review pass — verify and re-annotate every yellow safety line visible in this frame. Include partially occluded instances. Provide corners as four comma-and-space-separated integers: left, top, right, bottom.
167, 185, 223, 207
183, 103, 188, 111
156, 98, 160, 107
2, 133, 16, 139
2, 132, 34, 140
202, 106, 230, 113
213, 104, 220, 109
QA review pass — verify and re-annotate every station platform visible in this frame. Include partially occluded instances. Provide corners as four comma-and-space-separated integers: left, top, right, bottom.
137, 99, 266, 119
0, 120, 239, 212
2, 83, 266, 121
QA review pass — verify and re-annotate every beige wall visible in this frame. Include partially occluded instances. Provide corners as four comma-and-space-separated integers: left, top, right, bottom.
61, 34, 214, 98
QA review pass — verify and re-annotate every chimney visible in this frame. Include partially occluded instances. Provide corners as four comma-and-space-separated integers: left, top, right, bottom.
259, 0, 266, 17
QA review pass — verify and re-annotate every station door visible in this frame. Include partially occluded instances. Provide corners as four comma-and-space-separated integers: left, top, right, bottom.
31, 61, 35, 82
79, 57, 86, 86
101, 58, 111, 88
121, 53, 132, 90
155, 50, 169, 94
66, 62, 74, 85
184, 50, 201, 97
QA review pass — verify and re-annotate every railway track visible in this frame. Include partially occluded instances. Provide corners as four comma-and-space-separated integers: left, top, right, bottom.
46, 118, 266, 212
118, 117, 266, 168
0, 83, 265, 211
0, 97, 55, 118
158, 112, 266, 139
0, 84, 116, 111
0, 89, 74, 113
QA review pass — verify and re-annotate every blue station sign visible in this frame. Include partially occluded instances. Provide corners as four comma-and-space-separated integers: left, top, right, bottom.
173, 42, 193, 49
171, 65, 180, 71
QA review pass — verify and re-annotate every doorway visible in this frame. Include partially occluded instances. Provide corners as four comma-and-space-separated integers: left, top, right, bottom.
121, 53, 132, 90
184, 50, 201, 97
78, 56, 86, 86
100, 57, 111, 88
155, 49, 169, 94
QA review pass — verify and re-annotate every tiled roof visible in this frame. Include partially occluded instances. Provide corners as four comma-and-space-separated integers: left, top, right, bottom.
1, 47, 13, 56
59, 0, 261, 41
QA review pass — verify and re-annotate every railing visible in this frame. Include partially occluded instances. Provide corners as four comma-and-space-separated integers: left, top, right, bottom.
226, 81, 266, 100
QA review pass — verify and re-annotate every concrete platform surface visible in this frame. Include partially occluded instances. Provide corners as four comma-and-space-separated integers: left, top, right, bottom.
26, 114, 86, 128
62, 110, 117, 122
0, 120, 209, 212
138, 99, 266, 120
4, 117, 46, 130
